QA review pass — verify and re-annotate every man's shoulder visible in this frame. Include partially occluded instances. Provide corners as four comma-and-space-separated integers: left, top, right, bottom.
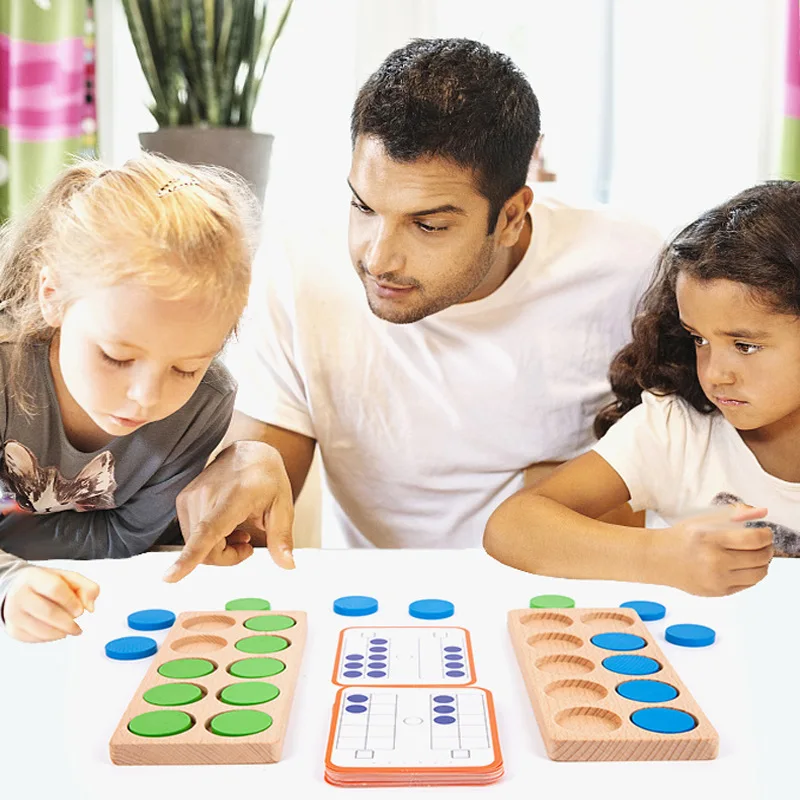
534, 196, 664, 270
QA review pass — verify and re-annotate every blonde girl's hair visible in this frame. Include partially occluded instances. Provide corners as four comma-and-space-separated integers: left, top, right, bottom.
0, 151, 261, 412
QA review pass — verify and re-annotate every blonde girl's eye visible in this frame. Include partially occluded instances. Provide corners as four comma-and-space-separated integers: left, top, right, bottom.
173, 367, 199, 379
100, 350, 133, 368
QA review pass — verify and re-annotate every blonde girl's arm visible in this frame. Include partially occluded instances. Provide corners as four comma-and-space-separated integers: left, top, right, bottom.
483, 451, 663, 584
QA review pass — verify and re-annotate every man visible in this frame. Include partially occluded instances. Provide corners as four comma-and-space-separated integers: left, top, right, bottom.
164, 38, 662, 582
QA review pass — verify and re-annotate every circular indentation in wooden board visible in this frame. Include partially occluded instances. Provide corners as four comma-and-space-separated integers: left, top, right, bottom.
526, 632, 584, 652
182, 614, 236, 632
579, 611, 635, 631
535, 654, 595, 674
518, 611, 574, 630
555, 706, 622, 733
544, 679, 608, 703
170, 635, 228, 654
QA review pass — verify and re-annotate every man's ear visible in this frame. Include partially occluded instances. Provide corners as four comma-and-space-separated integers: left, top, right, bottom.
38, 267, 63, 328
496, 185, 533, 248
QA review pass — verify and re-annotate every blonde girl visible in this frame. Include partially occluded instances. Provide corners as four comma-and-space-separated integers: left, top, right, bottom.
0, 152, 259, 641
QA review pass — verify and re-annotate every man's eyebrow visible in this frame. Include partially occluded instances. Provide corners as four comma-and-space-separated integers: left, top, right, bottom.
347, 179, 466, 217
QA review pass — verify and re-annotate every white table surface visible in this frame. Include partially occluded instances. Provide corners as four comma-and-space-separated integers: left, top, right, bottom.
1, 548, 795, 799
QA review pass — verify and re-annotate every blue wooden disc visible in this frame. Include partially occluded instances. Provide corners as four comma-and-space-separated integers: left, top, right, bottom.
105, 636, 158, 661
602, 654, 661, 676
620, 601, 666, 621
665, 624, 715, 648
590, 632, 647, 651
631, 707, 697, 734
408, 599, 454, 620
616, 679, 679, 703
128, 609, 176, 631
333, 596, 379, 616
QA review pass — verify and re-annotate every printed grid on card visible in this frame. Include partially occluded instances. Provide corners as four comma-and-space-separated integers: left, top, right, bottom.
329, 687, 498, 768
333, 627, 474, 686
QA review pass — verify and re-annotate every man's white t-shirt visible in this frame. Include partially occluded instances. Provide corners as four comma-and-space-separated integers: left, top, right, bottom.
229, 197, 662, 548
593, 392, 800, 556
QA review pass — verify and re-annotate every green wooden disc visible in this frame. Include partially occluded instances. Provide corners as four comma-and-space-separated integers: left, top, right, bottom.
143, 683, 203, 706
209, 709, 273, 737
225, 598, 271, 611
219, 682, 280, 706
235, 635, 289, 654
157, 658, 216, 679
529, 594, 576, 609
244, 614, 296, 632
229, 657, 286, 679
128, 710, 193, 738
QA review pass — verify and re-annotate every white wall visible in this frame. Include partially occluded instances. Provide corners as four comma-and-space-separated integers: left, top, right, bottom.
97, 0, 786, 236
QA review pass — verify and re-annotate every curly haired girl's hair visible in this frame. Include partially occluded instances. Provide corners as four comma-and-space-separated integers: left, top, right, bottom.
595, 180, 800, 438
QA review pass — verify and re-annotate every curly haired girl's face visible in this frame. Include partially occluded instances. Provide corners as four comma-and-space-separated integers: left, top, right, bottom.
676, 273, 800, 436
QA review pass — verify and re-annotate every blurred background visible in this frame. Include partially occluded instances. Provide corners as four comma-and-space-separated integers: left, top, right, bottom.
0, 0, 793, 237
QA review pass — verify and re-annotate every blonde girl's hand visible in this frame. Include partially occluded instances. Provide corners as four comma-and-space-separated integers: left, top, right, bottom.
2, 567, 100, 643
664, 505, 773, 596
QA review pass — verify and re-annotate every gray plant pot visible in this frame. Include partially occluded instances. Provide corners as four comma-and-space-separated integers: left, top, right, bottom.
139, 127, 273, 206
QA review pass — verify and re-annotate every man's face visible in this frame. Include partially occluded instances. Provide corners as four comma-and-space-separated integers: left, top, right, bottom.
347, 136, 502, 324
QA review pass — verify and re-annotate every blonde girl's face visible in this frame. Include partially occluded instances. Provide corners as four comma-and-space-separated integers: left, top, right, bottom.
45, 279, 234, 438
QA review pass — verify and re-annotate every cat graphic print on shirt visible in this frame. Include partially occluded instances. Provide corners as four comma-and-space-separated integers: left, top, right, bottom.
1, 440, 117, 513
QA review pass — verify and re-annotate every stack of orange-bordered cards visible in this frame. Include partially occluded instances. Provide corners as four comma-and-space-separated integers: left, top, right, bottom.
324, 626, 503, 786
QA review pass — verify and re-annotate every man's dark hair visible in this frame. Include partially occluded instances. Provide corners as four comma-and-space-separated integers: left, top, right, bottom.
351, 38, 541, 233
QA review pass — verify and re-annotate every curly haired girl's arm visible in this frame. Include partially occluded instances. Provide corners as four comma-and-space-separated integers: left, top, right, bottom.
483, 451, 664, 584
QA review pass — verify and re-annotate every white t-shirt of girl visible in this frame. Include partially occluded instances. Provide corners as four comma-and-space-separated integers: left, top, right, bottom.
593, 391, 800, 556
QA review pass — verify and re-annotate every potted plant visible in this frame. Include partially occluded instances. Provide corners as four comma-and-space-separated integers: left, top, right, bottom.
122, 0, 293, 204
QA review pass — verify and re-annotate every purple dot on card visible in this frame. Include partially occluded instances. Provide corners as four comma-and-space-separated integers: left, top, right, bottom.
434, 705, 455, 713
434, 715, 456, 724
444, 654, 462, 661
345, 663, 362, 669
369, 646, 388, 653
448, 662, 464, 670
434, 695, 454, 703
446, 670, 465, 678
347, 694, 368, 702
368, 653, 387, 661
370, 639, 388, 645
346, 705, 367, 713
346, 654, 364, 661
367, 670, 386, 678
344, 671, 363, 678
368, 664, 385, 672
443, 646, 462, 653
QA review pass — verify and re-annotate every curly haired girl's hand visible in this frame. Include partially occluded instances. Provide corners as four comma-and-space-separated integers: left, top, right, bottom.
661, 506, 773, 596
2, 567, 99, 642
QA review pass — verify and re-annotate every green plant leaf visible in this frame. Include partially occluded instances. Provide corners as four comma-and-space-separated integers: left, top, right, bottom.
121, 0, 168, 123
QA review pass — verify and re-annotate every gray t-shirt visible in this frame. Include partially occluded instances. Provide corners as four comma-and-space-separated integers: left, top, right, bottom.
0, 341, 235, 604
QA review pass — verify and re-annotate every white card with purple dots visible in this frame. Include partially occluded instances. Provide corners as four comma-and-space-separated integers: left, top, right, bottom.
332, 627, 475, 686
326, 687, 500, 769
